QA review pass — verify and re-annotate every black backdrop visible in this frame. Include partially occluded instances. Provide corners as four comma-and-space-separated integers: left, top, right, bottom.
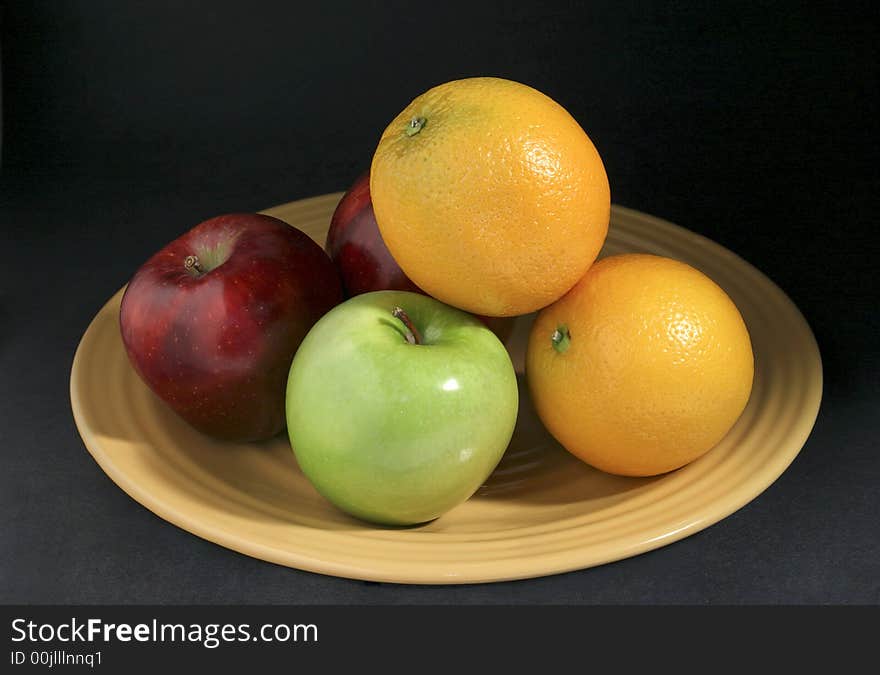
1, 1, 877, 603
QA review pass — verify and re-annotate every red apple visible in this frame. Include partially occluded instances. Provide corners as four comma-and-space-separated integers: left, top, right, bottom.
326, 170, 421, 296
326, 171, 514, 343
119, 213, 343, 442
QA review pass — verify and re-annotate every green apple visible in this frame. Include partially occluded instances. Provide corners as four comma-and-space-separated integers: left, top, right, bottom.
285, 290, 518, 526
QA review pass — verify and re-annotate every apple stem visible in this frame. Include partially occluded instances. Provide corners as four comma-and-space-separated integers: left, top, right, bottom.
392, 307, 423, 345
552, 325, 571, 354
184, 255, 205, 276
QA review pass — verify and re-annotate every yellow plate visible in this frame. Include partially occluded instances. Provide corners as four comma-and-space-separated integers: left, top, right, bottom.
70, 193, 823, 584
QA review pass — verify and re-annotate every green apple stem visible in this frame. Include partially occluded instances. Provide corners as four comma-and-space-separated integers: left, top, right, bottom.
392, 307, 423, 345
552, 325, 571, 354
184, 255, 205, 277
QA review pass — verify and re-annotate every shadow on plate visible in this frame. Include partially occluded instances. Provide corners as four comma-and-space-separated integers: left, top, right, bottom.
475, 374, 657, 506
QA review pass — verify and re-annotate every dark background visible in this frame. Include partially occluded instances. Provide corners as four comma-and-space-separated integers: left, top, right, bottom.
1, 1, 877, 603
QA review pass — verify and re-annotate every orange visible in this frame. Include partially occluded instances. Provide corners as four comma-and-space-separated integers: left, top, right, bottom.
370, 77, 610, 317
526, 253, 754, 477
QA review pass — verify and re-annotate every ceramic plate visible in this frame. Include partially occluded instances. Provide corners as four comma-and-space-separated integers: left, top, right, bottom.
70, 193, 822, 584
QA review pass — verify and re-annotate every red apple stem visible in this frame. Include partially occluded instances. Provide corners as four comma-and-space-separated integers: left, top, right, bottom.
392, 307, 423, 345
184, 255, 204, 276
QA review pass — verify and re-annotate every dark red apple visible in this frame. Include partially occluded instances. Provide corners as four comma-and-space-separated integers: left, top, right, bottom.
326, 171, 514, 343
326, 170, 421, 296
119, 213, 343, 442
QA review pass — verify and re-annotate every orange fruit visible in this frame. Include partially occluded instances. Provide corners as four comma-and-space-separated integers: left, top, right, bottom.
526, 253, 754, 477
370, 77, 610, 317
